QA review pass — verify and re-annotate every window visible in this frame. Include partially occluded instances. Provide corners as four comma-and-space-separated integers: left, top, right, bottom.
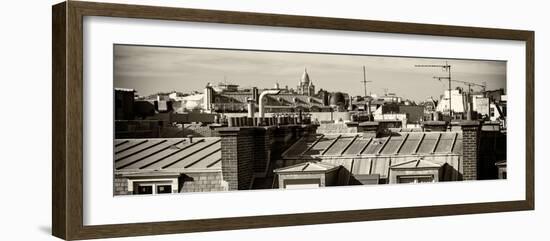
397, 175, 434, 184
136, 184, 153, 195
156, 185, 172, 194
134, 182, 173, 195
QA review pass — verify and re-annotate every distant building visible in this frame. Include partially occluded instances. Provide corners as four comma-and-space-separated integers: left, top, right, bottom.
297, 68, 316, 96
168, 92, 186, 101
175, 94, 204, 112
436, 88, 467, 114
399, 105, 425, 124
472, 89, 507, 123
368, 102, 425, 127
203, 69, 332, 113
472, 95, 490, 117
376, 93, 402, 103
421, 97, 438, 113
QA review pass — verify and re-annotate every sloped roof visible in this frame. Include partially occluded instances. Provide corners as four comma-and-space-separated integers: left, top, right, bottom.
114, 137, 222, 173
274, 161, 339, 173
282, 131, 462, 159
214, 92, 252, 104
390, 159, 443, 169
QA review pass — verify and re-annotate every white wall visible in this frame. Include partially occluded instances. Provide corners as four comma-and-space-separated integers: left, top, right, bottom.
436, 89, 466, 113
0, 0, 547, 241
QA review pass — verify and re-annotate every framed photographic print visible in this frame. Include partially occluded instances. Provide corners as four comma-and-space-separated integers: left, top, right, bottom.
52, 1, 534, 240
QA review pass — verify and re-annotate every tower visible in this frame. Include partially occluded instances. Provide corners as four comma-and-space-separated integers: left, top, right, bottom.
308, 80, 315, 96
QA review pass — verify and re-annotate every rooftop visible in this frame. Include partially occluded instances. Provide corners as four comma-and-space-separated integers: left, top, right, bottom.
282, 131, 462, 159
114, 137, 222, 174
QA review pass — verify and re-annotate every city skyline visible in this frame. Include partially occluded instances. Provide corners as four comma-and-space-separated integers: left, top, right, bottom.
114, 44, 506, 102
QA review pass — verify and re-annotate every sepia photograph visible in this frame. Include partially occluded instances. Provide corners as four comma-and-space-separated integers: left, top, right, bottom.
113, 44, 507, 195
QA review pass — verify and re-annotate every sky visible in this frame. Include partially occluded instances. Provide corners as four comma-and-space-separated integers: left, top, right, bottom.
114, 44, 506, 102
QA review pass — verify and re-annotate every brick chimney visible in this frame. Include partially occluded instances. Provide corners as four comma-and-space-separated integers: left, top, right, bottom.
218, 127, 255, 190
460, 121, 481, 180
218, 124, 318, 190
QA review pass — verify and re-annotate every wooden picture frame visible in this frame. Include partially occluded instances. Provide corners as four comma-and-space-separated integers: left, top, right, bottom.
52, 1, 534, 240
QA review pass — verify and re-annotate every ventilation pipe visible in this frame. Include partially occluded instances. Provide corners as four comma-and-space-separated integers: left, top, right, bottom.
247, 97, 255, 118
259, 90, 281, 118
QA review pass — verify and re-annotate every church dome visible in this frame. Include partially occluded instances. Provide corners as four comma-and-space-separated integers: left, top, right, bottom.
300, 68, 310, 84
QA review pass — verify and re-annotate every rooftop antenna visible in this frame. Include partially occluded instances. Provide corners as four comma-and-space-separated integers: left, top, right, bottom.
415, 61, 453, 117
361, 66, 372, 98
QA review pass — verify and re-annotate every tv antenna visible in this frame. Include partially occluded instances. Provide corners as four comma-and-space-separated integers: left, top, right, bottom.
415, 61, 453, 116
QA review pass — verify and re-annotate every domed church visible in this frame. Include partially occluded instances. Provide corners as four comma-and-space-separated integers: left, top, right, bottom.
297, 68, 316, 96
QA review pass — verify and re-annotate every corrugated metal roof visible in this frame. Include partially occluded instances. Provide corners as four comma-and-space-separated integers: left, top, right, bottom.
114, 138, 222, 173
282, 131, 462, 159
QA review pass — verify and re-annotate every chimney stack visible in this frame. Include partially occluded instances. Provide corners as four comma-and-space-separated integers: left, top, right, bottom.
460, 121, 481, 180
218, 127, 255, 190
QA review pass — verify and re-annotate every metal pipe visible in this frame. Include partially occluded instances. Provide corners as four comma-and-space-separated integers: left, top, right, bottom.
246, 97, 255, 118
259, 90, 281, 118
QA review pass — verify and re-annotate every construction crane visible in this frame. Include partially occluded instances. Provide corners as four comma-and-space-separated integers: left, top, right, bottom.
415, 62, 452, 116
361, 65, 372, 98
433, 77, 486, 93
453, 79, 486, 93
